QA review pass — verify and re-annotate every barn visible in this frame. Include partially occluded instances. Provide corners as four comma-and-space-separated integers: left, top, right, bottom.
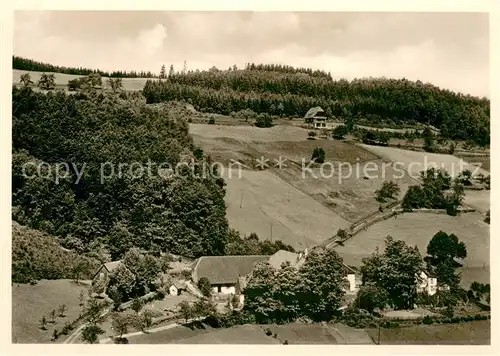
191, 255, 269, 295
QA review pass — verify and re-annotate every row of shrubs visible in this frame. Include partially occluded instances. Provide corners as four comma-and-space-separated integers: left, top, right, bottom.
340, 308, 490, 329
421, 313, 490, 325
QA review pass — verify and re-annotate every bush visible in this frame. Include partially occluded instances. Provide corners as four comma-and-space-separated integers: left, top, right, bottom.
341, 307, 377, 328
311, 147, 325, 164
264, 327, 272, 336
114, 337, 129, 344
208, 118, 215, 124
308, 131, 317, 137
197, 277, 212, 297
332, 125, 349, 139
375, 181, 400, 202
61, 322, 73, 335
443, 305, 454, 318
422, 315, 434, 325
255, 113, 273, 128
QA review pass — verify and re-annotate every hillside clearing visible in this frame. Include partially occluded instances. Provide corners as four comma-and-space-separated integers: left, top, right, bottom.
12, 279, 89, 343
272, 159, 418, 222
190, 123, 311, 142
223, 168, 350, 249
334, 212, 489, 285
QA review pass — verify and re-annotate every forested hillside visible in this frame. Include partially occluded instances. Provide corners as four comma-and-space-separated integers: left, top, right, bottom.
143, 64, 489, 145
12, 87, 228, 259
13, 56, 157, 78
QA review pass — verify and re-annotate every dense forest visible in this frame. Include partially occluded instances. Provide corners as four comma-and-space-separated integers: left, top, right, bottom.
143, 65, 490, 146
12, 87, 228, 260
13, 56, 158, 78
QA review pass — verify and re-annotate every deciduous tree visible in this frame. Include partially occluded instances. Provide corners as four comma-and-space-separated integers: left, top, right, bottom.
111, 312, 129, 339
361, 236, 423, 309
37, 73, 56, 90
426, 230, 467, 288
81, 324, 104, 344
355, 285, 389, 313
197, 277, 212, 297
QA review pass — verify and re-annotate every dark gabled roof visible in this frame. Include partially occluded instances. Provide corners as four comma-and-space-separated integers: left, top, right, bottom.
104, 260, 123, 272
171, 280, 185, 289
268, 250, 300, 269
304, 106, 325, 119
92, 260, 123, 280
192, 255, 269, 285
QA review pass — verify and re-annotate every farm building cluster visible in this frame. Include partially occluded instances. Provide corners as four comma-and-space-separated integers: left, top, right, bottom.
91, 249, 365, 307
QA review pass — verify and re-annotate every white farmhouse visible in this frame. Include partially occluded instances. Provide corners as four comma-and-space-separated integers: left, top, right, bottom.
417, 271, 438, 296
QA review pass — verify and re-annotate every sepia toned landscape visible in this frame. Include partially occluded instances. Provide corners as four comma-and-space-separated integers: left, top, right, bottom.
11, 11, 490, 346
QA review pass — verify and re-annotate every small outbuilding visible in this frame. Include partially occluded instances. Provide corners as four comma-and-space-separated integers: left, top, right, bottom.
169, 280, 186, 296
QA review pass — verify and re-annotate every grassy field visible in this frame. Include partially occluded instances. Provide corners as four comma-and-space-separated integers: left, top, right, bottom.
12, 279, 89, 343
265, 323, 374, 344
190, 122, 311, 142
334, 212, 490, 285
366, 320, 490, 345
13, 69, 148, 91
463, 190, 490, 214
272, 159, 418, 222
359, 144, 489, 179
192, 123, 399, 237
127, 324, 203, 344
174, 325, 280, 344
456, 153, 490, 172
223, 168, 350, 249
191, 123, 387, 247
130, 323, 374, 344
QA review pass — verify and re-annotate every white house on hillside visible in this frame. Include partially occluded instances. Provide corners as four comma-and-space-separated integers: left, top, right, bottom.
304, 107, 335, 129
417, 271, 438, 296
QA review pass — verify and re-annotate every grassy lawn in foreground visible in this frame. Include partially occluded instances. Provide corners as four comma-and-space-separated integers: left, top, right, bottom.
366, 320, 490, 345
12, 279, 90, 343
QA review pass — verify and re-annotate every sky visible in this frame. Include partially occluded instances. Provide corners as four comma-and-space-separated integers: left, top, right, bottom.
13, 11, 489, 97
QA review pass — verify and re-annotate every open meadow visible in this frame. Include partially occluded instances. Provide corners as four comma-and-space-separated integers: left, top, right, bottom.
366, 320, 490, 345
128, 322, 374, 344
272, 159, 418, 222
173, 325, 280, 344
223, 168, 350, 249
12, 279, 90, 343
334, 212, 490, 286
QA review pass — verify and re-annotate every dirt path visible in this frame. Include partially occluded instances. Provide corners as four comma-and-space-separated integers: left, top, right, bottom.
99, 322, 181, 344
99, 317, 206, 344
63, 308, 111, 344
